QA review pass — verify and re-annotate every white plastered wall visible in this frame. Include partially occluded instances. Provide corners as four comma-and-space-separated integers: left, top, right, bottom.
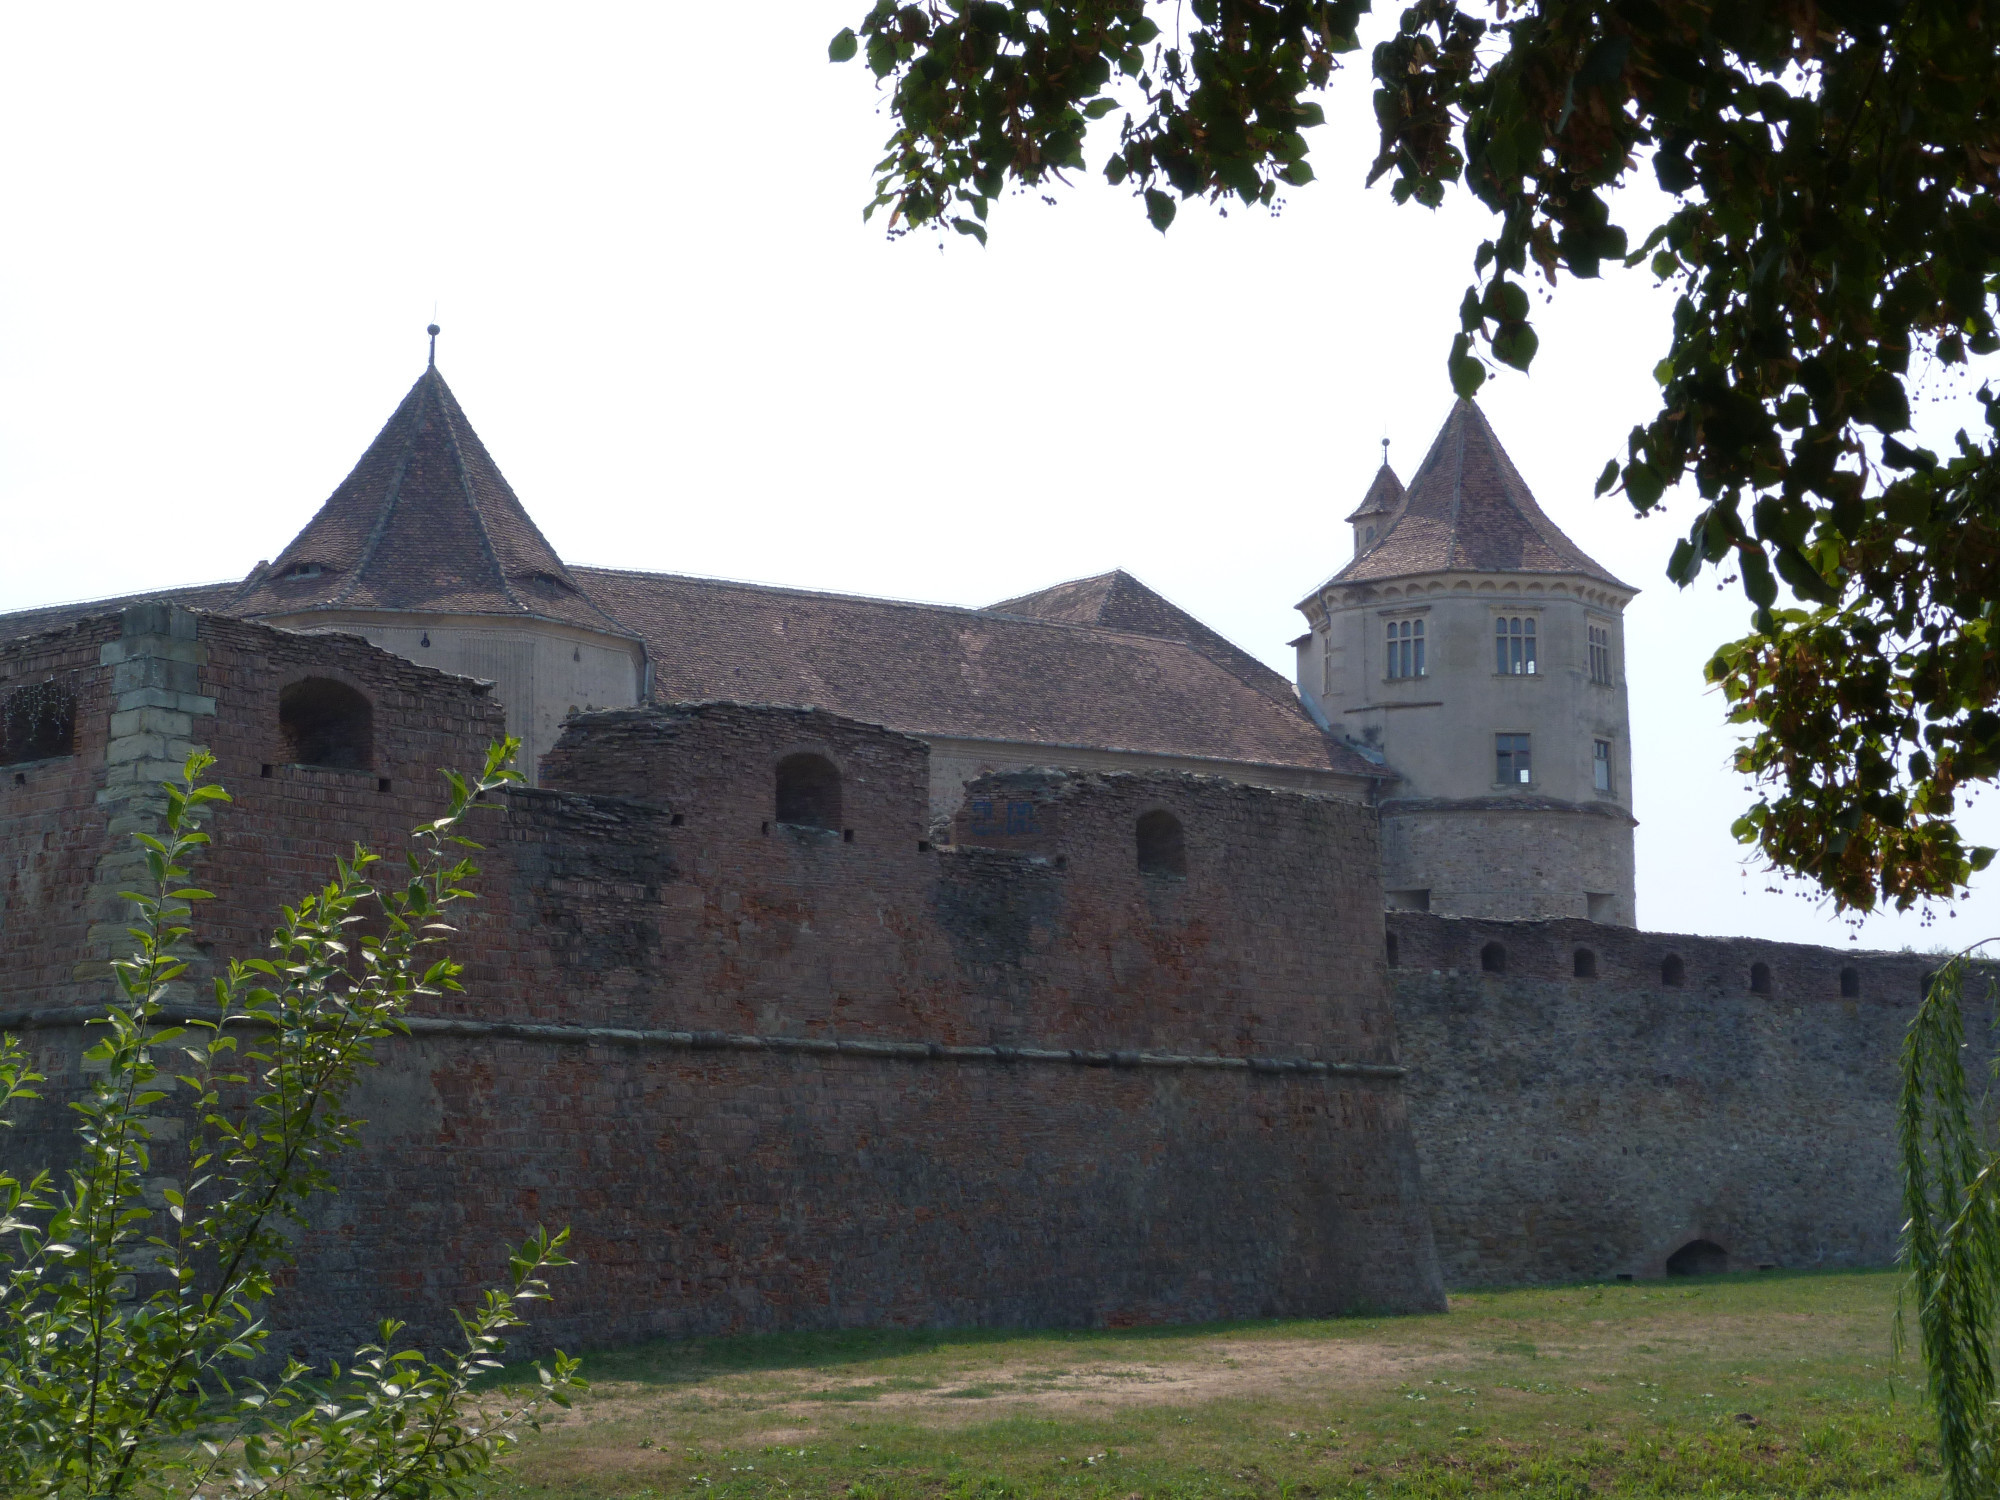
263, 611, 645, 785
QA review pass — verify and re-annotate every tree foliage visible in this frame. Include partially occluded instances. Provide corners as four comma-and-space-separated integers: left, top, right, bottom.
832, 0, 2000, 914
1899, 946, 2000, 1498
0, 745, 584, 1497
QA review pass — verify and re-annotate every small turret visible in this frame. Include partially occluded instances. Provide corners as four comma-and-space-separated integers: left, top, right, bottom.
1345, 460, 1405, 559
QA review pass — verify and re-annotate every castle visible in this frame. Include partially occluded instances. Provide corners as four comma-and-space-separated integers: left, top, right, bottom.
0, 352, 1946, 1355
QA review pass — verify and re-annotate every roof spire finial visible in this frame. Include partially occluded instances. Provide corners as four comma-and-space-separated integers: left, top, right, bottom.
427, 322, 440, 368
1381, 434, 1390, 468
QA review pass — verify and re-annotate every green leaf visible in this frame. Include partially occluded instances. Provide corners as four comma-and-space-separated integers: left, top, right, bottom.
1491, 321, 1538, 371
828, 28, 858, 62
1144, 189, 1176, 233
1448, 334, 1486, 398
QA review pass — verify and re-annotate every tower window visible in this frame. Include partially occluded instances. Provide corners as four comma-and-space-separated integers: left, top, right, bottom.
1593, 738, 1613, 793
1385, 618, 1426, 679
1750, 961, 1772, 994
1661, 953, 1686, 987
1496, 615, 1537, 675
1136, 809, 1187, 877
1480, 941, 1507, 974
1574, 947, 1598, 978
279, 678, 372, 770
775, 753, 842, 830
1589, 623, 1612, 683
1496, 733, 1532, 785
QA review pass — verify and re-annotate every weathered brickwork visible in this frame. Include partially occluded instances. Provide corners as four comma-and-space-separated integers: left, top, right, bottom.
1387, 912, 1990, 1287
1, 609, 1444, 1360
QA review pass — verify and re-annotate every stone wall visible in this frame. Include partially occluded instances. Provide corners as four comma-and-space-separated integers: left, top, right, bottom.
1378, 802, 1636, 925
1, 613, 1445, 1362
1387, 911, 1986, 1287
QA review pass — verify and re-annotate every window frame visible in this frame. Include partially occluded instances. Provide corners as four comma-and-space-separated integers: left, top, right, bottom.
1493, 611, 1541, 676
1379, 607, 1430, 683
1587, 618, 1615, 684
1495, 731, 1533, 786
1593, 737, 1614, 794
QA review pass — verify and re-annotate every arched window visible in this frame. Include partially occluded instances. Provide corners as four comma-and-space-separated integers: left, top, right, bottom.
1573, 947, 1597, 979
1, 680, 76, 764
1666, 1239, 1729, 1276
1481, 941, 1507, 974
775, 753, 842, 830
1385, 931, 1400, 968
1136, 809, 1186, 877
1749, 961, 1772, 995
1840, 966, 1861, 998
1661, 953, 1685, 988
279, 678, 372, 770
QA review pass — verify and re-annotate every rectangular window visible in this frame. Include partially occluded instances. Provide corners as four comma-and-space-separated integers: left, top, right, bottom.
1496, 733, 1532, 784
1593, 738, 1613, 793
1589, 623, 1612, 683
1496, 616, 1537, 674
1385, 618, 1426, 679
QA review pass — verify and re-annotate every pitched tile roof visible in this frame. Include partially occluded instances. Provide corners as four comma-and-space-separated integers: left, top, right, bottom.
0, 582, 243, 643
984, 569, 1296, 701
225, 364, 634, 637
1326, 400, 1630, 589
572, 567, 1383, 780
1343, 462, 1405, 522
0, 359, 1383, 785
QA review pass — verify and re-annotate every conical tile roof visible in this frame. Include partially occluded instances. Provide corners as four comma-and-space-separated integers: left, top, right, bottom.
1332, 400, 1629, 589
229, 363, 634, 635
1343, 462, 1405, 522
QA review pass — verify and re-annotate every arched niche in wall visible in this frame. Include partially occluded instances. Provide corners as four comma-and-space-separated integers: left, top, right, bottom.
1661, 954, 1686, 988
1136, 809, 1186, 878
1573, 947, 1597, 979
775, 752, 842, 831
1480, 941, 1507, 974
1665, 1239, 1729, 1276
279, 678, 373, 770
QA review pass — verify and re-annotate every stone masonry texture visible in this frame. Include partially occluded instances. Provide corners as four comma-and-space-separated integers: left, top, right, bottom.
1, 609, 1444, 1362
1388, 912, 1992, 1287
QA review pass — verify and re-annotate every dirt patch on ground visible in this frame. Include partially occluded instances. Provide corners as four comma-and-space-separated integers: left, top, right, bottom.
560, 1336, 1473, 1435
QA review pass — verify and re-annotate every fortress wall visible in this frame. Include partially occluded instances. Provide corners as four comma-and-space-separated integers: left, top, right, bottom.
0, 616, 122, 1014
527, 705, 1401, 1061
1387, 912, 1987, 1287
3, 619, 1444, 1358
269, 1038, 1431, 1355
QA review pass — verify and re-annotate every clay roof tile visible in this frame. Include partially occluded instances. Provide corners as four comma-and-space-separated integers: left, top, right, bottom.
1326, 399, 1631, 590
226, 364, 632, 636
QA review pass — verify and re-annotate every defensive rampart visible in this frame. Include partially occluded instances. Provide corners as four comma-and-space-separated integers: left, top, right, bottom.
0, 606, 1445, 1360
1388, 911, 1991, 1287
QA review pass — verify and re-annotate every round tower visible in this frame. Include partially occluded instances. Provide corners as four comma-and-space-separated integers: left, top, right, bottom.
1294, 400, 1638, 925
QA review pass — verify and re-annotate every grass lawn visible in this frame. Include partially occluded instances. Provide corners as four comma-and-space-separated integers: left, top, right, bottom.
482, 1269, 1937, 1500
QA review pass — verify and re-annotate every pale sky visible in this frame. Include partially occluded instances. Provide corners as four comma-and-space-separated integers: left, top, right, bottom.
1, 3, 1993, 952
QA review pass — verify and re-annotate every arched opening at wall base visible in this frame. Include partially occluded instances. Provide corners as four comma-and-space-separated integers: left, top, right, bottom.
1665, 1239, 1729, 1276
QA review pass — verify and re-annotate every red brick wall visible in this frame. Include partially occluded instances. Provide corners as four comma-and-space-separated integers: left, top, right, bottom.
3, 617, 1445, 1360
